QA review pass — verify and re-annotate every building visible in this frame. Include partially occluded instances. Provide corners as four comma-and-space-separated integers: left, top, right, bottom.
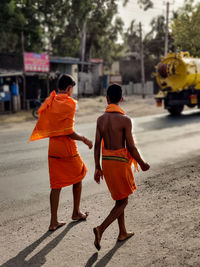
0, 53, 103, 113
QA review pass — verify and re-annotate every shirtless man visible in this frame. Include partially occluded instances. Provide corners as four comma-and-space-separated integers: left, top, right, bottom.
93, 83, 150, 250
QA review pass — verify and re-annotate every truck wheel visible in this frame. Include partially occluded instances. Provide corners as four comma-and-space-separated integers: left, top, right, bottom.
186, 104, 196, 108
167, 105, 184, 115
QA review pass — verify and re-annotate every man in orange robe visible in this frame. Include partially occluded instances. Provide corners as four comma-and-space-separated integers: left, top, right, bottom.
30, 74, 93, 231
93, 84, 150, 250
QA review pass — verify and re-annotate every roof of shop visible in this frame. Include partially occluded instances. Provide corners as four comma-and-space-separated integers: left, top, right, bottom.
50, 56, 91, 65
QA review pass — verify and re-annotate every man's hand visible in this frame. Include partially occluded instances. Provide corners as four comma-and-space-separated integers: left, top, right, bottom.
83, 137, 93, 149
94, 168, 103, 184
140, 162, 150, 171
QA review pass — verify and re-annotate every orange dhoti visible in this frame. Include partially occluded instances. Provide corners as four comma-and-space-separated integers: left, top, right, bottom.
102, 147, 138, 200
48, 136, 87, 189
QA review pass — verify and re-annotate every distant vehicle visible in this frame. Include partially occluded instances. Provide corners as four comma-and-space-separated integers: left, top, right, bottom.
32, 99, 41, 119
155, 51, 200, 115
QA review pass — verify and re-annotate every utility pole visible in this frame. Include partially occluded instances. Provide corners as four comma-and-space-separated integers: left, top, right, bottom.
164, 1, 170, 56
80, 21, 87, 72
47, 35, 51, 96
139, 22, 145, 99
21, 31, 26, 109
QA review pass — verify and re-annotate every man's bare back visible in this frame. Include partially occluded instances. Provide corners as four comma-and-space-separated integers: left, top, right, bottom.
96, 110, 138, 158
97, 112, 129, 150
95, 107, 149, 174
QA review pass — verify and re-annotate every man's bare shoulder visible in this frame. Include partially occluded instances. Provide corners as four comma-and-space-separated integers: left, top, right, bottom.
96, 113, 106, 123
119, 114, 132, 127
97, 113, 132, 126
97, 113, 131, 120
123, 114, 131, 121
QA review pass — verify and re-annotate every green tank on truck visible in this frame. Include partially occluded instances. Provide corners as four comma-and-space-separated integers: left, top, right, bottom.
155, 51, 200, 115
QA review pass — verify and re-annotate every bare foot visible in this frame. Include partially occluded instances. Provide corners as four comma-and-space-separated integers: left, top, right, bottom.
72, 211, 89, 221
117, 232, 134, 242
93, 227, 101, 250
48, 221, 66, 231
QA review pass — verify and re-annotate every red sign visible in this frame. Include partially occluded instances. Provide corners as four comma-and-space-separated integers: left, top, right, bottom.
24, 52, 50, 72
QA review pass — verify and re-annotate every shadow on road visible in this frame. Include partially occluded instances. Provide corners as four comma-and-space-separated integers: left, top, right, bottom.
85, 239, 129, 267
139, 110, 200, 131
1, 221, 83, 267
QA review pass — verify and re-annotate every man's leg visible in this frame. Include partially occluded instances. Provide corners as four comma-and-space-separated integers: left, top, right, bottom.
93, 197, 128, 250
49, 188, 66, 231
72, 181, 89, 220
117, 211, 134, 241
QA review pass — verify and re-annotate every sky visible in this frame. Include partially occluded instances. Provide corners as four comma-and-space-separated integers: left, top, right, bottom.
117, 0, 199, 35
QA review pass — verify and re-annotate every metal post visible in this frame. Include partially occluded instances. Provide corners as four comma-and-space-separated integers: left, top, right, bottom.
164, 2, 170, 57
80, 21, 87, 72
47, 73, 50, 96
21, 31, 26, 109
139, 22, 145, 98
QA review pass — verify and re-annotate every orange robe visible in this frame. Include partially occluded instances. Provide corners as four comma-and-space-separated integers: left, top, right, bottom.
30, 91, 87, 189
102, 104, 138, 200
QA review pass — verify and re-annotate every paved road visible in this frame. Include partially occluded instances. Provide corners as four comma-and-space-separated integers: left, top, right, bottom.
0, 109, 200, 211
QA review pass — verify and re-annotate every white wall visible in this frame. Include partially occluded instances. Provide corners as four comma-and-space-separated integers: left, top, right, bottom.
122, 81, 154, 96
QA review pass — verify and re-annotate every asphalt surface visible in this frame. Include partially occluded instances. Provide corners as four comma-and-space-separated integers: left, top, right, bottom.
0, 109, 200, 209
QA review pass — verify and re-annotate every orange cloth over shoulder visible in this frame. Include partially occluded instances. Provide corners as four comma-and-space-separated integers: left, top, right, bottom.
29, 91, 87, 189
105, 103, 125, 115
102, 104, 138, 200
30, 91, 76, 141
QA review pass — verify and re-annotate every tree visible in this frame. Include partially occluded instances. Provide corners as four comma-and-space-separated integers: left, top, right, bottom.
0, 0, 24, 53
171, 0, 200, 56
0, 0, 43, 54
51, 0, 125, 67
84, 1, 124, 64
144, 15, 174, 60
123, 20, 140, 57
37, 0, 72, 53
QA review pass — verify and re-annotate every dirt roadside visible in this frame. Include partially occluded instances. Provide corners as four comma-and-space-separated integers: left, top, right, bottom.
0, 155, 199, 267
0, 95, 167, 126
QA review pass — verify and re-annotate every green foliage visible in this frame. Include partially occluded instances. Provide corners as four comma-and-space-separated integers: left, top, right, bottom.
0, 0, 22, 52
51, 0, 125, 65
0, 0, 43, 53
144, 15, 166, 60
84, 1, 124, 63
171, 0, 200, 56
123, 20, 140, 56
0, 0, 124, 66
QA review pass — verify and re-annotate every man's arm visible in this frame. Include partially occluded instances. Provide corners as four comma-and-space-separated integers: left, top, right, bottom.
125, 117, 150, 171
68, 132, 93, 149
94, 121, 103, 183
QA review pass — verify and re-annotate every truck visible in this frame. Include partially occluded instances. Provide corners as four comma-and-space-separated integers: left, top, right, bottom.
155, 51, 200, 115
